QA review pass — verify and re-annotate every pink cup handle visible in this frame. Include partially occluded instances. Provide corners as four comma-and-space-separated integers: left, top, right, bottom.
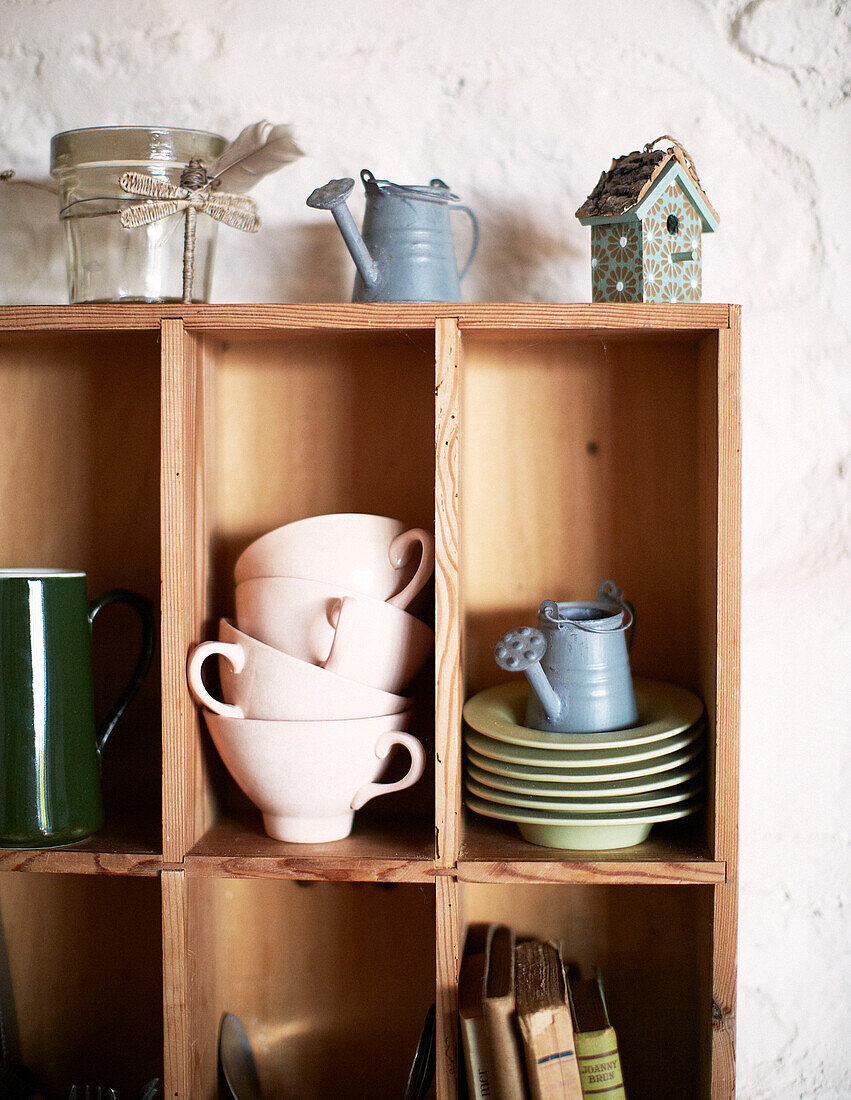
350, 732, 426, 810
187, 640, 245, 718
387, 528, 435, 609
322, 595, 358, 677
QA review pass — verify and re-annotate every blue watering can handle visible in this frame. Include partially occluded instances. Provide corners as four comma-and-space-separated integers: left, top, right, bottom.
597, 581, 637, 650
364, 170, 462, 202
623, 599, 636, 651
540, 586, 635, 644
453, 205, 479, 279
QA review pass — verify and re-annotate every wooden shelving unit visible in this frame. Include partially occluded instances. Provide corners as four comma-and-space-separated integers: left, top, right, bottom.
0, 303, 740, 1098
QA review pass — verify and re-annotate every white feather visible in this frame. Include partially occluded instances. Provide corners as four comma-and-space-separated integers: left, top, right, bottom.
209, 121, 303, 193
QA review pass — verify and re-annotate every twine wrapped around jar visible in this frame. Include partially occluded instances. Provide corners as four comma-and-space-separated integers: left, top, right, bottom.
119, 159, 259, 302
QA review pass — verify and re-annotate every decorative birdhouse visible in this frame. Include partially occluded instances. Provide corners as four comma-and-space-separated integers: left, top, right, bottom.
575, 136, 718, 303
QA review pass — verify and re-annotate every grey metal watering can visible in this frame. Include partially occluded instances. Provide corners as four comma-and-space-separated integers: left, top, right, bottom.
306, 169, 478, 302
494, 581, 638, 735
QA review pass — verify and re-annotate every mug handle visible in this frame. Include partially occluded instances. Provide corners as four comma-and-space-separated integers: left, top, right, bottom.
88, 588, 155, 756
350, 732, 426, 811
387, 528, 435, 609
186, 641, 246, 719
322, 595, 357, 678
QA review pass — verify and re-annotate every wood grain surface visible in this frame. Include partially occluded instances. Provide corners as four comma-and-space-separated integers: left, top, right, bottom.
0, 301, 733, 332
435, 318, 463, 867
435, 874, 461, 1099
162, 869, 188, 1097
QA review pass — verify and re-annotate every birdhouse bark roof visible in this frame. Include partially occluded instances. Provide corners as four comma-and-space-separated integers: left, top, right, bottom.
575, 145, 718, 226
575, 149, 666, 219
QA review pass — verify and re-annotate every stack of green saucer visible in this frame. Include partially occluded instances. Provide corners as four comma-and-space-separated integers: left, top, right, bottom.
462, 678, 705, 850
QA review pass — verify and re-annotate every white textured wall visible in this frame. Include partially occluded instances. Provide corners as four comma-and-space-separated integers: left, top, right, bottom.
1, 1, 849, 1095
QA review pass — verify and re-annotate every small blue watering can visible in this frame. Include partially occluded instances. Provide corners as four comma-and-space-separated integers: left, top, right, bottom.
494, 581, 638, 735
306, 169, 478, 302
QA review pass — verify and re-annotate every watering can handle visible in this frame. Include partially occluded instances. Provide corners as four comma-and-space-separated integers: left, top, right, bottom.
623, 598, 636, 651
597, 580, 637, 651
453, 205, 479, 279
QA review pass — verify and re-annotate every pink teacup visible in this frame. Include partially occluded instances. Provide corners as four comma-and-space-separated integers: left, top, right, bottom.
235, 576, 434, 694
187, 619, 410, 721
203, 709, 426, 842
232, 513, 434, 609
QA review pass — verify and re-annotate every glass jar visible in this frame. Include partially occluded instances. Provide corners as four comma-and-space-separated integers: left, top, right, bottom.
50, 126, 226, 303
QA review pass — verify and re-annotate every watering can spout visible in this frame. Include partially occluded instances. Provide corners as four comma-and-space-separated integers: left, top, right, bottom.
494, 627, 563, 723
306, 177, 381, 290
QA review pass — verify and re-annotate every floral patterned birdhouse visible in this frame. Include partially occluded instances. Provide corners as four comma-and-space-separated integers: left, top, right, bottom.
575, 136, 719, 303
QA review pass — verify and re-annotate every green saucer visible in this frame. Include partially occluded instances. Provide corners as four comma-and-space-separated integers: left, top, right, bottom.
465, 739, 704, 783
464, 722, 702, 769
464, 792, 704, 850
465, 774, 702, 812
466, 759, 705, 799
463, 677, 704, 749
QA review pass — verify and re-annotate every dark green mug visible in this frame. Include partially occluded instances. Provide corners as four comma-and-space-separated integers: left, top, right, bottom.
0, 570, 155, 847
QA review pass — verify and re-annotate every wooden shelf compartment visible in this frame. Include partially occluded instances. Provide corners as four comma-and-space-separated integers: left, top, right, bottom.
457, 816, 724, 885
183, 875, 437, 1098
458, 879, 715, 1100
0, 871, 163, 1095
453, 324, 736, 872
170, 324, 438, 869
183, 811, 435, 882
0, 330, 163, 867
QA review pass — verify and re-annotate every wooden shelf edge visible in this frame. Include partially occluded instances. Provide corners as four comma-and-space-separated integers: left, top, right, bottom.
183, 854, 436, 883
0, 817, 163, 875
0, 848, 163, 875
182, 815, 436, 882
455, 858, 726, 886
0, 302, 736, 334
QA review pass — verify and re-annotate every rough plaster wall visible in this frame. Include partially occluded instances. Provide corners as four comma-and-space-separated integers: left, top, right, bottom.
0, 0, 849, 1094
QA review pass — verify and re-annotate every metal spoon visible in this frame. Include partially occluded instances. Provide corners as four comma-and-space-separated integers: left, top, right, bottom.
218, 1013, 263, 1100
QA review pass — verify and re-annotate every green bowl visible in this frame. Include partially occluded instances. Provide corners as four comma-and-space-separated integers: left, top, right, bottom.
464, 792, 704, 850
518, 819, 654, 849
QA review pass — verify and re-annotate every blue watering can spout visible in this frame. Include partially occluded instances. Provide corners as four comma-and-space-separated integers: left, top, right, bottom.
306, 176, 382, 291
494, 627, 563, 723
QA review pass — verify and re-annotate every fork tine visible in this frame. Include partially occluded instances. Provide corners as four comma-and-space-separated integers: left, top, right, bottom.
69, 1084, 119, 1100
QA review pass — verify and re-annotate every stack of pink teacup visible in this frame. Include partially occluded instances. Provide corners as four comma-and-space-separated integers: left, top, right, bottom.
187, 513, 435, 843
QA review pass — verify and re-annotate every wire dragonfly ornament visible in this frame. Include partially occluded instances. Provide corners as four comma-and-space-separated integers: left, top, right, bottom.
119, 121, 302, 302
119, 160, 259, 302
